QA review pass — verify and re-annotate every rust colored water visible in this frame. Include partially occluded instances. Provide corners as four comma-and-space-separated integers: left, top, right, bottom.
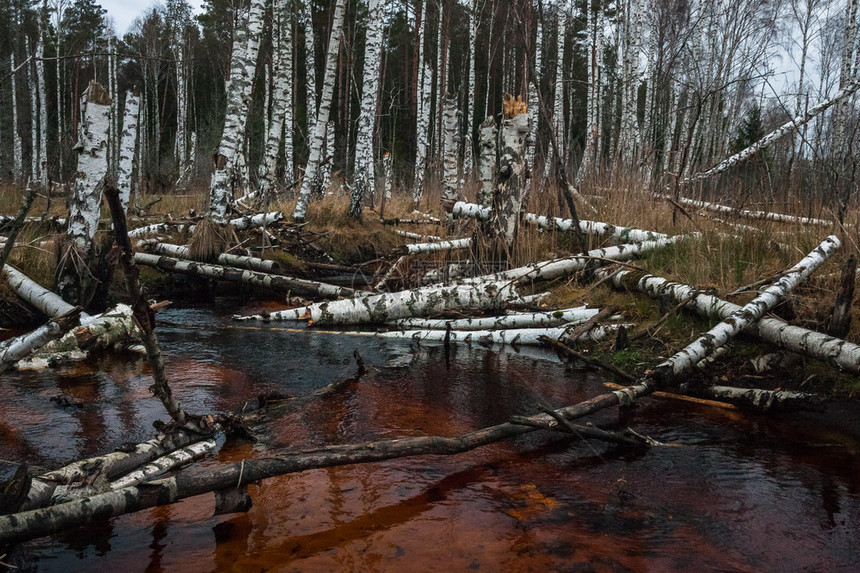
1, 301, 859, 571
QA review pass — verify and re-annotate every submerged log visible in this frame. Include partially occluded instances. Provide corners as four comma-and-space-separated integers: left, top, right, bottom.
234, 281, 520, 325
388, 306, 603, 331
682, 385, 823, 412
133, 252, 354, 299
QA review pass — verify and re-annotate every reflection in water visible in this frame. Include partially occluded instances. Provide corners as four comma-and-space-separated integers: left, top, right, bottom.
1, 302, 859, 571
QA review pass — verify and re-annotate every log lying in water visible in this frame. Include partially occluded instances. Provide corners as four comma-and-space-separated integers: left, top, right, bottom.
0, 309, 82, 371
0, 241, 836, 542
235, 281, 521, 325
372, 323, 624, 347
388, 306, 603, 331
681, 385, 824, 412
133, 252, 354, 299
14, 304, 141, 369
599, 253, 860, 375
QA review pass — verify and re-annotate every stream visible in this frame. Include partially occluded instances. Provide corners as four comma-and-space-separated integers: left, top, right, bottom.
1, 301, 859, 571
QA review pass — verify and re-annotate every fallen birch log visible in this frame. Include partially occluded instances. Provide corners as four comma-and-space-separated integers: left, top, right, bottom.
234, 281, 520, 325
128, 213, 281, 238
450, 200, 668, 243
146, 242, 280, 274
133, 252, 354, 299
0, 309, 82, 372
1, 241, 831, 542
672, 196, 832, 227
1, 264, 81, 319
463, 235, 686, 285
682, 385, 823, 412
128, 222, 194, 238
394, 230, 442, 242
22, 430, 206, 511
599, 255, 860, 375
395, 237, 473, 256
372, 323, 623, 347
229, 211, 284, 230
388, 306, 602, 330
109, 439, 218, 491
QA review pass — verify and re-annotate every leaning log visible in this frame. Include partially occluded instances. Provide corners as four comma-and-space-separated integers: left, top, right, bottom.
234, 281, 520, 325
133, 252, 354, 299
1, 264, 81, 319
599, 254, 860, 374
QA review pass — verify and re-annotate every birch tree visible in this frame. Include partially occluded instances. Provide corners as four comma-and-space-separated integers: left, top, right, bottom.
206, 0, 266, 225
350, 0, 385, 219
36, 12, 49, 185
301, 0, 318, 135
258, 0, 295, 204
10, 50, 23, 182
292, 0, 347, 221
413, 1, 431, 204
116, 92, 140, 212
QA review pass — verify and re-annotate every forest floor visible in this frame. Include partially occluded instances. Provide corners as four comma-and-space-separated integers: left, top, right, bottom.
2, 178, 860, 404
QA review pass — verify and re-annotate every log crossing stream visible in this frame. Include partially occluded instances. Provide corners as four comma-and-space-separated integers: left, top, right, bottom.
1, 301, 859, 571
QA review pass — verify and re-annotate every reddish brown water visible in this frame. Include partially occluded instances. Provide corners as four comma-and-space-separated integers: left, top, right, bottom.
2, 301, 859, 571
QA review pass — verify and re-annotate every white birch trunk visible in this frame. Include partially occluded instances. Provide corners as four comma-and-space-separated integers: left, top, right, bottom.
67, 81, 111, 253
208, 0, 267, 223
301, 0, 318, 134
397, 237, 473, 255
546, 0, 569, 175
576, 0, 597, 185
109, 37, 118, 173
374, 323, 621, 347
292, 0, 347, 221
10, 51, 23, 182
0, 317, 79, 371
235, 281, 520, 325
600, 256, 860, 375
464, 235, 687, 285
383, 151, 393, 199
641, 237, 840, 380
351, 0, 385, 219
389, 306, 602, 330
477, 117, 497, 207
526, 12, 542, 183
27, 38, 38, 182
413, 57, 433, 203
147, 243, 279, 273
1, 264, 80, 319
117, 92, 140, 212
258, 0, 295, 203
493, 111, 530, 247
686, 81, 860, 186
671, 196, 832, 226
442, 93, 461, 210
464, 0, 477, 177
37, 23, 48, 185
109, 440, 218, 491
134, 253, 353, 298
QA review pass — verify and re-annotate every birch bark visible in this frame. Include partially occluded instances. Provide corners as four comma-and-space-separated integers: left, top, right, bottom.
10, 51, 23, 182
441, 93, 461, 212
463, 0, 478, 177
207, 0, 267, 224
413, 1, 431, 204
292, 0, 347, 221
258, 0, 295, 204
301, 0, 318, 134
492, 109, 529, 249
117, 93, 140, 212
477, 117, 498, 207
546, 0, 568, 175
350, 0, 385, 219
37, 21, 49, 184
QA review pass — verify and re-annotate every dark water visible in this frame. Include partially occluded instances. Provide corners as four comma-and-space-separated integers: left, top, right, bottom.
1, 301, 859, 572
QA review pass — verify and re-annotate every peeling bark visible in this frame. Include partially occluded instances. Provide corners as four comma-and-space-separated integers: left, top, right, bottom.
492, 109, 529, 250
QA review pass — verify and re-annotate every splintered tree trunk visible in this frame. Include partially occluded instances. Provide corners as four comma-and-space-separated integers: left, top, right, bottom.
208, 0, 267, 224
477, 117, 498, 207
55, 81, 111, 305
292, 0, 347, 221
492, 108, 530, 251
258, 0, 295, 204
117, 92, 140, 212
441, 93, 461, 213
350, 0, 385, 219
